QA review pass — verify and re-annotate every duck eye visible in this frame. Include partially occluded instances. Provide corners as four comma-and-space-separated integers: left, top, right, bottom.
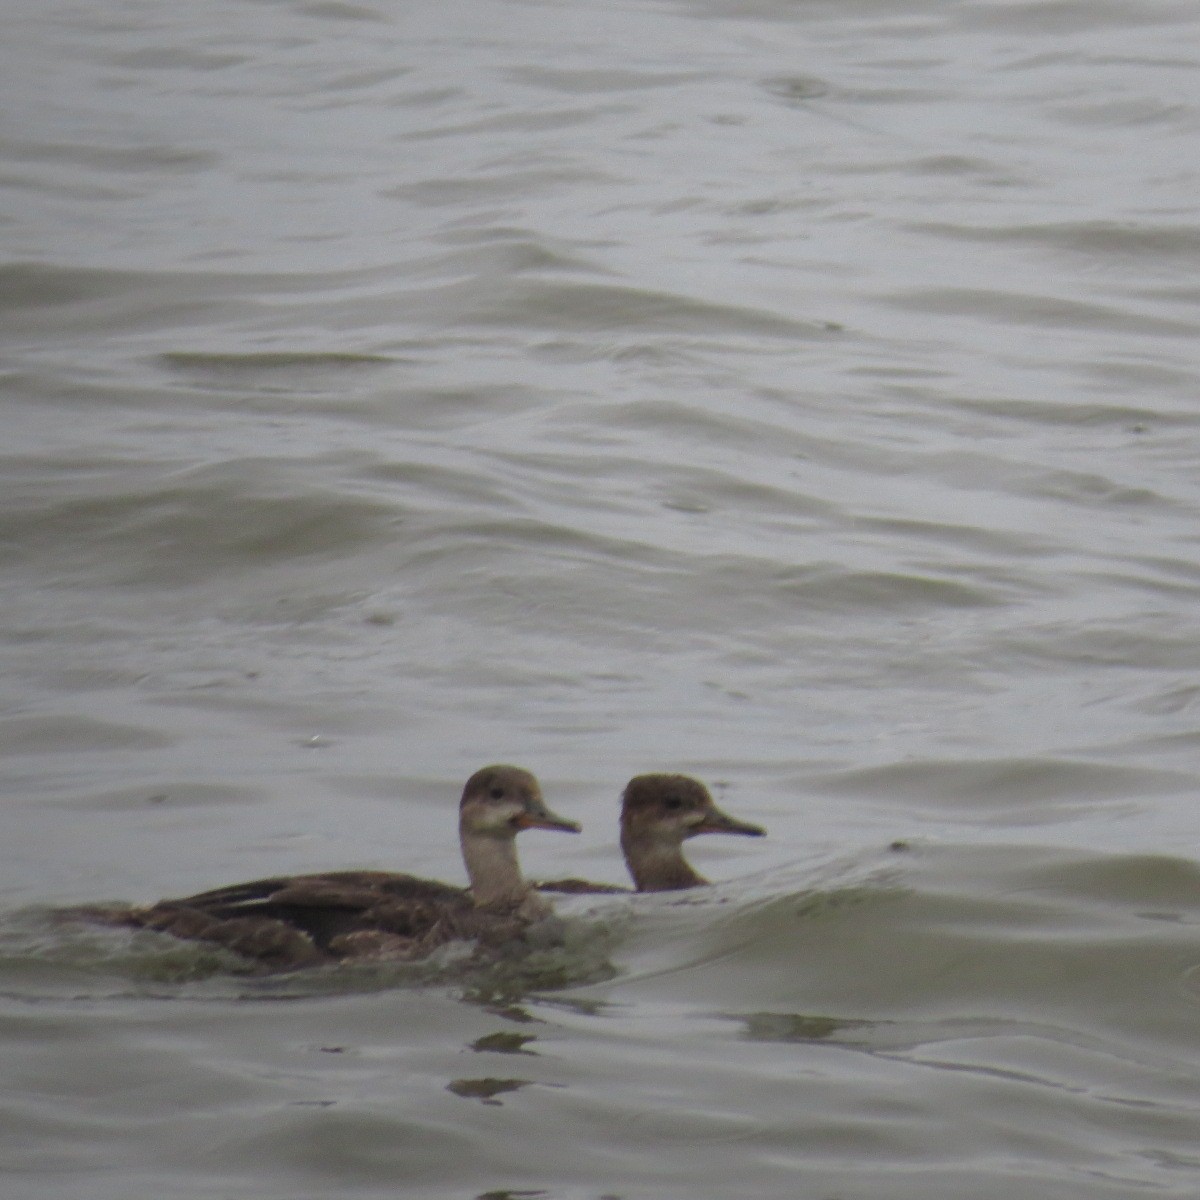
664, 796, 684, 811
489, 786, 506, 800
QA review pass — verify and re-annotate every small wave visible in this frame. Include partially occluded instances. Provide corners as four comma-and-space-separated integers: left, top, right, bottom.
810, 756, 1193, 819
880, 285, 1200, 338
159, 350, 394, 377
0, 714, 172, 757
911, 219, 1200, 265
3, 459, 401, 586
0, 906, 619, 1004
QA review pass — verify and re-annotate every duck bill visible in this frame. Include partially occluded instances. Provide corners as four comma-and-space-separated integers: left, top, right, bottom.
515, 805, 581, 834
694, 807, 766, 838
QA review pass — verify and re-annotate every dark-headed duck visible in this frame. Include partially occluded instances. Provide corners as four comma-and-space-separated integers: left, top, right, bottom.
539, 773, 764, 895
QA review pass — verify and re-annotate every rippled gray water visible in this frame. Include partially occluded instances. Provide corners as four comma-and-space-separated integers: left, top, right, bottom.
4, 0, 1200, 1196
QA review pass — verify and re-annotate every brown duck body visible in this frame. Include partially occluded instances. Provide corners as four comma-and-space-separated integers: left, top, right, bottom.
538, 774, 765, 896
126, 870, 491, 970
96, 766, 579, 971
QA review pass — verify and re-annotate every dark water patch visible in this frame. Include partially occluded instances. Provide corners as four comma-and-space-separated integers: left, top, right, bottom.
380, 516, 655, 583
178, 588, 373, 632
825, 151, 1027, 186
56, 782, 257, 813
1049, 96, 1192, 130
726, 191, 829, 217
1081, 356, 1200, 397
159, 350, 395, 387
1028, 467, 1171, 509
1132, 283, 1200, 307
687, 0, 916, 21
657, 464, 831, 523
1000, 620, 1200, 671
956, 394, 1191, 429
174, 1106, 483, 1192
349, 528, 1019, 652
0, 261, 390, 340
362, 459, 529, 511
2, 459, 401, 586
761, 74, 833, 103
0, 656, 147, 696
460, 279, 827, 339
812, 757, 1190, 819
297, 3, 389, 25
107, 46, 248, 71
470, 1030, 537, 1054
1096, 729, 1200, 763
153, 353, 404, 409
513, 66, 714, 94
1130, 682, 1200, 716
905, 154, 1026, 182
729, 1005, 1195, 1108
428, 227, 611, 279
0, 714, 172, 757
1011, 852, 1200, 912
318, 64, 410, 99
384, 166, 619, 207
395, 104, 605, 140
772, 564, 1002, 612
360, 382, 553, 432
1080, 566, 1200, 602
367, 535, 765, 646
0, 451, 182, 496
735, 1009, 1096, 1056
1079, 550, 1200, 593
595, 396, 807, 451
0, 262, 190, 310
386, 83, 463, 109
740, 1010, 870, 1042
836, 84, 955, 106
880, 285, 1200, 337
152, 372, 527, 427
488, 445, 837, 525
0, 168, 121, 203
854, 514, 1056, 560
0, 262, 253, 338
1, 138, 216, 174
446, 1076, 532, 1104
911, 219, 1200, 266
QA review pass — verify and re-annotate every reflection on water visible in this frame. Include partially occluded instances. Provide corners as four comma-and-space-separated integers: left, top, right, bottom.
469, 1031, 538, 1054
740, 1011, 869, 1042
446, 1077, 533, 1106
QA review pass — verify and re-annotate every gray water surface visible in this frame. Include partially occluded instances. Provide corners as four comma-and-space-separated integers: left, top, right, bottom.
4, 0, 1200, 1196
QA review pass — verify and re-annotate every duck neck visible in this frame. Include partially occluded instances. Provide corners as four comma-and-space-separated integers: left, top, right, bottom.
460, 831, 530, 908
621, 832, 708, 892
